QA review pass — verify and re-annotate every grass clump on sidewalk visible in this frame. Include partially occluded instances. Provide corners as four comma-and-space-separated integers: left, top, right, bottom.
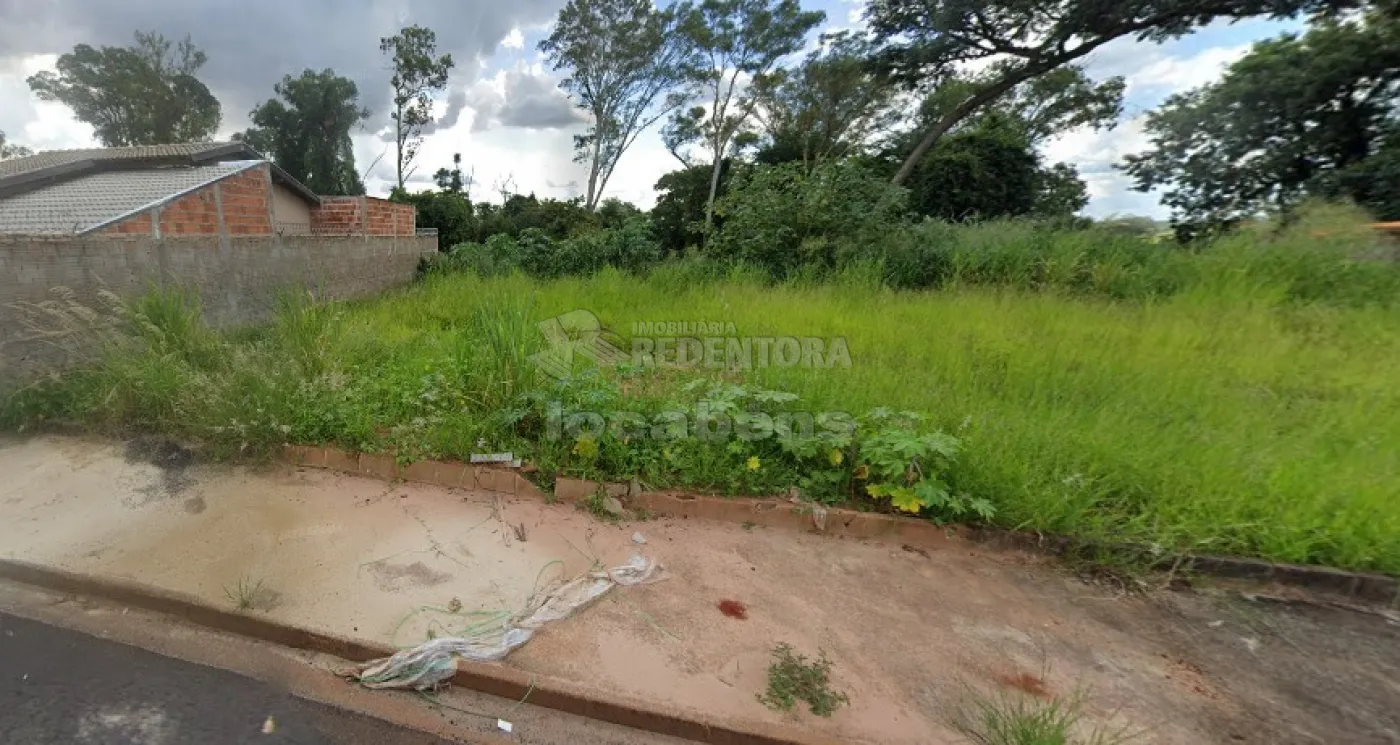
758, 644, 849, 717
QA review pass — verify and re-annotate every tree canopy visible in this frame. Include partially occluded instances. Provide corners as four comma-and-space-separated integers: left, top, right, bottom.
28, 32, 221, 147
665, 0, 826, 228
381, 25, 454, 191
1124, 11, 1400, 226
540, 0, 690, 210
0, 131, 31, 160
238, 69, 369, 196
750, 31, 899, 168
866, 0, 1360, 185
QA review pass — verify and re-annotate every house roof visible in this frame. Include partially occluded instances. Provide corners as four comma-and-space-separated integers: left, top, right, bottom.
0, 142, 254, 179
0, 141, 320, 205
0, 162, 258, 235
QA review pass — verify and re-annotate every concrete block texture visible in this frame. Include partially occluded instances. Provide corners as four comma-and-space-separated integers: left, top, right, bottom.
0, 233, 437, 385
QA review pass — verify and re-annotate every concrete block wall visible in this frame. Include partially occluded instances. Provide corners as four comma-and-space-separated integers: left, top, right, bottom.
0, 232, 437, 384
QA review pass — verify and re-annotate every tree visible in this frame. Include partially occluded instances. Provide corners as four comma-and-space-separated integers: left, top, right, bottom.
238, 70, 368, 196
540, 0, 691, 210
918, 64, 1124, 148
0, 131, 31, 160
665, 0, 826, 229
652, 161, 733, 253
866, 0, 1359, 186
750, 31, 899, 168
27, 32, 220, 147
906, 115, 1042, 220
1123, 12, 1400, 226
380, 26, 454, 191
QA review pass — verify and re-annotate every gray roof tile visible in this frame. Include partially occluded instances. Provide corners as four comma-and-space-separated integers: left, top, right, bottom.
0, 142, 248, 178
0, 163, 255, 234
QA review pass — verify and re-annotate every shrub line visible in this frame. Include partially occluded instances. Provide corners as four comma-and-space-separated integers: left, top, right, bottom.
286, 444, 1400, 606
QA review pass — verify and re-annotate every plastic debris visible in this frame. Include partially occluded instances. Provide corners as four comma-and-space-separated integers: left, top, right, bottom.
811, 505, 828, 532
632, 531, 646, 545
497, 720, 514, 733
470, 452, 515, 464
262, 716, 276, 734
351, 554, 664, 690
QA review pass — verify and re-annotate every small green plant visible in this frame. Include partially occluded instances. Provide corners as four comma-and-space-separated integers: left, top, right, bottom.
223, 575, 264, 611
582, 487, 622, 523
758, 643, 849, 717
953, 688, 1137, 745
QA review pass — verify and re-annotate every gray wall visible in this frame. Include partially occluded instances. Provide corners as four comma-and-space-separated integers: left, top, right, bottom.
0, 233, 436, 384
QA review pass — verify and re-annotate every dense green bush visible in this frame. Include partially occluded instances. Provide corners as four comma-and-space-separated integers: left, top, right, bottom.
708, 160, 909, 278
424, 217, 661, 279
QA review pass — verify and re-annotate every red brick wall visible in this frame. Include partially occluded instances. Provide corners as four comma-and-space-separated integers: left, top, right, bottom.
99, 213, 153, 236
92, 166, 414, 237
97, 164, 273, 236
311, 196, 364, 235
212, 165, 273, 235
158, 182, 221, 235
364, 198, 415, 236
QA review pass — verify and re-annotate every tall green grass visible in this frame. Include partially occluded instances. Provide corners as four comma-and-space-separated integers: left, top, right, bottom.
4, 206, 1398, 572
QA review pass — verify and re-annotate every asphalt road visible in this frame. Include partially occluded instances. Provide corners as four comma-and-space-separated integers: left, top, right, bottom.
0, 611, 457, 744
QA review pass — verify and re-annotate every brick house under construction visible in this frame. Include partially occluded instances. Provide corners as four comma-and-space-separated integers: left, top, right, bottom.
0, 142, 414, 237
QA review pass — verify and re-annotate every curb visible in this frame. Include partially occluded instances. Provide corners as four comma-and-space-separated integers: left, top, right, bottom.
284, 445, 1400, 607
0, 558, 844, 745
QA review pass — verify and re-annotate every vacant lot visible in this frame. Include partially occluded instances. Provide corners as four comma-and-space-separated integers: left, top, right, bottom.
5, 220, 1399, 575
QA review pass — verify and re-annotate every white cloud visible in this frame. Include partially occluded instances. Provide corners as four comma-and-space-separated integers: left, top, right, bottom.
502, 28, 525, 50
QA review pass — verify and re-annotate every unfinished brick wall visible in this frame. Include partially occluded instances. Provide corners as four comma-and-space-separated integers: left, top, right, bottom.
0, 232, 438, 385
94, 164, 277, 237
311, 197, 365, 234
365, 198, 415, 236
210, 166, 273, 235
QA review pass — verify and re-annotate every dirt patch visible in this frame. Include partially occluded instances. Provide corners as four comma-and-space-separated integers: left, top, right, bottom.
364, 560, 454, 593
123, 437, 196, 503
182, 497, 206, 515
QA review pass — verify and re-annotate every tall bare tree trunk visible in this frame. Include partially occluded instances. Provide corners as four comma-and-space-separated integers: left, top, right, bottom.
585, 133, 604, 210
704, 134, 725, 232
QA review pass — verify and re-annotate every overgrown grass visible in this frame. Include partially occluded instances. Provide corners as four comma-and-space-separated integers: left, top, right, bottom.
952, 688, 1136, 745
4, 206, 1399, 573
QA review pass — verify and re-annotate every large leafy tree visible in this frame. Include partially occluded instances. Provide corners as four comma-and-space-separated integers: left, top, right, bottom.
751, 31, 899, 168
238, 69, 369, 195
665, 0, 826, 229
28, 32, 221, 147
1123, 11, 1400, 226
919, 64, 1124, 148
380, 26, 454, 191
887, 65, 1113, 220
0, 131, 31, 160
866, 0, 1360, 186
540, 0, 691, 210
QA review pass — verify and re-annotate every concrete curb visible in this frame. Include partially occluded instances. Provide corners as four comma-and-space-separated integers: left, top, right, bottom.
284, 445, 1400, 606
0, 558, 845, 745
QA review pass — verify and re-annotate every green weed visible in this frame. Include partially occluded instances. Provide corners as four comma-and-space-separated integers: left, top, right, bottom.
223, 575, 265, 611
758, 643, 849, 717
952, 688, 1137, 745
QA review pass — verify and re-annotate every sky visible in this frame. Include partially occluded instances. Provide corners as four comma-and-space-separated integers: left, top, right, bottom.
0, 0, 1303, 218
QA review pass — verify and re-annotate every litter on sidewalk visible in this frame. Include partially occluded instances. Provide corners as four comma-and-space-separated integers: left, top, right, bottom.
351, 553, 664, 690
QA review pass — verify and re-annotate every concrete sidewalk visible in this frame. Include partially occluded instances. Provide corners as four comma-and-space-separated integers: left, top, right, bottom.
2, 435, 1396, 745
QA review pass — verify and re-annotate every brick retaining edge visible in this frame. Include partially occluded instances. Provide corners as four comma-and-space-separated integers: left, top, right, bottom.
283, 445, 1400, 607
0, 558, 844, 745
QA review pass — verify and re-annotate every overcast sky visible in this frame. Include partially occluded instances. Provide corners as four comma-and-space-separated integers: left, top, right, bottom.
0, 0, 1300, 218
